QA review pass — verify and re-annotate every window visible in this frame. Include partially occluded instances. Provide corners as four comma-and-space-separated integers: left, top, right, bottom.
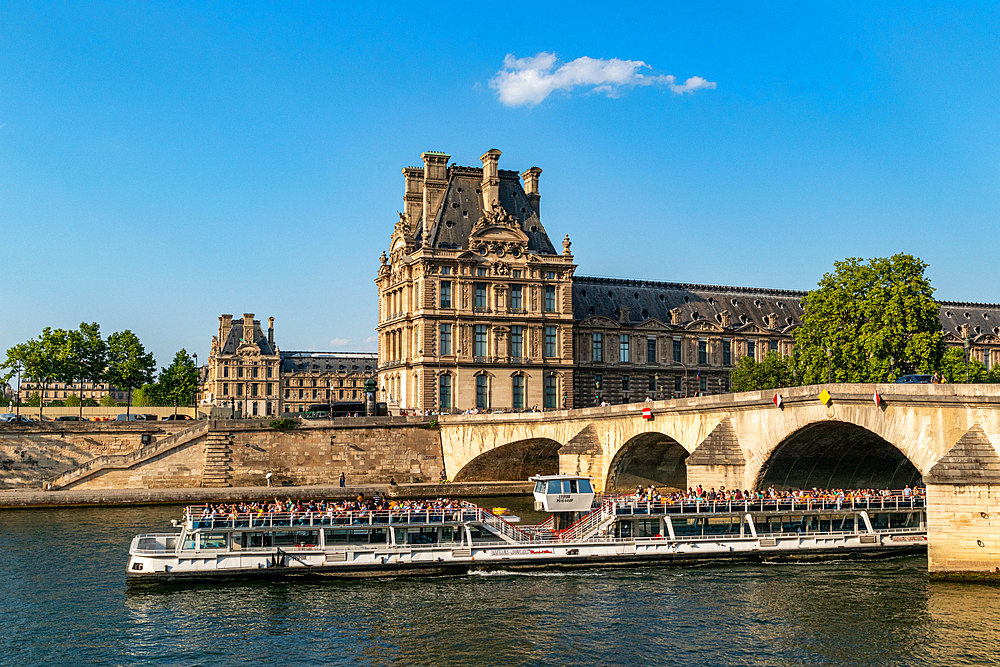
747, 340, 756, 360
266, 366, 272, 379
474, 325, 488, 358
222, 383, 229, 396
723, 340, 732, 366
475, 283, 487, 309
511, 326, 523, 358
674, 376, 682, 393
237, 384, 244, 396
237, 367, 244, 378
770, 339, 779, 354
700, 376, 707, 393
512, 269, 522, 278
440, 324, 452, 356
594, 374, 603, 390
440, 281, 452, 308
986, 350, 992, 371
546, 271, 555, 280
545, 326, 557, 358
544, 376, 557, 409
648, 376, 656, 392
622, 375, 631, 392
545, 285, 556, 311
266, 383, 273, 396
673, 338, 682, 363
439, 375, 452, 409
512, 375, 524, 409
647, 338, 657, 364
592, 333, 603, 362
510, 284, 523, 310
252, 367, 258, 379
620, 335, 630, 363
476, 375, 488, 409
223, 366, 229, 378
441, 266, 451, 275
252, 384, 258, 397
477, 267, 487, 277
698, 340, 707, 365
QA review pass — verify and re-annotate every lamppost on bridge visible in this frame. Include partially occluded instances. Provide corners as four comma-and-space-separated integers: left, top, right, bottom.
964, 336, 971, 384
826, 347, 833, 384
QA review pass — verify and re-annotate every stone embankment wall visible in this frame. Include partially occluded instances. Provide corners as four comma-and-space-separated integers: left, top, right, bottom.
5, 417, 446, 491
0, 423, 191, 489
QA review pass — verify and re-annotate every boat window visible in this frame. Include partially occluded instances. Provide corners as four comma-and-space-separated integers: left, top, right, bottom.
200, 533, 227, 550
568, 479, 578, 493
546, 480, 565, 494
325, 529, 351, 544
273, 531, 318, 547
369, 529, 387, 544
243, 533, 270, 548
182, 534, 197, 550
578, 479, 594, 494
534, 481, 544, 494
407, 527, 438, 545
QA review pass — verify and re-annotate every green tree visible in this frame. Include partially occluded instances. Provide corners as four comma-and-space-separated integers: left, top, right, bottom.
65, 322, 107, 420
731, 352, 795, 392
794, 254, 944, 384
132, 384, 166, 407
158, 349, 200, 417
49, 399, 65, 408
939, 347, 987, 383
26, 392, 41, 407
99, 393, 118, 407
82, 398, 99, 407
3, 328, 74, 419
105, 330, 156, 419
64, 394, 82, 407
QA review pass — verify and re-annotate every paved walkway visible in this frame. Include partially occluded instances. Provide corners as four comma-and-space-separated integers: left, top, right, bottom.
0, 480, 533, 509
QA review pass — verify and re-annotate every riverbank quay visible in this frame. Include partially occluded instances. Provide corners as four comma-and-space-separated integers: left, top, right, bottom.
0, 480, 532, 509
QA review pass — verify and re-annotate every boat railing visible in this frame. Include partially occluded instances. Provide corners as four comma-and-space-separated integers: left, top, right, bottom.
606, 494, 925, 516
460, 502, 538, 543
557, 499, 617, 542
184, 506, 481, 530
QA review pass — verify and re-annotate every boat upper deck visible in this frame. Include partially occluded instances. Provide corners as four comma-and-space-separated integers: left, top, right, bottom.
605, 493, 925, 517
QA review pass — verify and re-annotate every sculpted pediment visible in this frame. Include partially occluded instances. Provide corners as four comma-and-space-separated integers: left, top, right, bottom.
636, 318, 670, 330
581, 316, 619, 328
942, 331, 964, 343
973, 333, 1000, 344
734, 323, 771, 335
685, 320, 724, 332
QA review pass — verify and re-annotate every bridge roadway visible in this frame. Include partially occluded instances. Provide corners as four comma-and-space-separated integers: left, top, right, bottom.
436, 383, 1000, 578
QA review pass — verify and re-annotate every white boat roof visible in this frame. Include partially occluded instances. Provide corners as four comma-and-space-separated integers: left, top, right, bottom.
529, 475, 593, 482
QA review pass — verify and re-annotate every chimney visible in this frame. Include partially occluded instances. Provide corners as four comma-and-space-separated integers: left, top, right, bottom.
522, 167, 542, 216
242, 313, 255, 345
421, 151, 450, 225
480, 149, 502, 209
268, 317, 274, 346
402, 167, 424, 226
219, 314, 233, 344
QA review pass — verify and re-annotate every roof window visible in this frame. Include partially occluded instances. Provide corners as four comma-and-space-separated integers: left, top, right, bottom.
633, 293, 639, 300
683, 296, 690, 303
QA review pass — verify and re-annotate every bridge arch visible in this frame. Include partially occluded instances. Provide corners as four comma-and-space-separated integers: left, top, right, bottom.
754, 420, 921, 491
606, 432, 689, 492
452, 437, 561, 482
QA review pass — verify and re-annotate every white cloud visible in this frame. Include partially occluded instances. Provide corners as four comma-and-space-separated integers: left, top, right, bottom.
364, 336, 377, 343
329, 338, 351, 347
490, 53, 716, 107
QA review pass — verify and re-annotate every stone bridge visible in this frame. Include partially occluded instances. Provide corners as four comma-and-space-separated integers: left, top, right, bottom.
438, 383, 1000, 578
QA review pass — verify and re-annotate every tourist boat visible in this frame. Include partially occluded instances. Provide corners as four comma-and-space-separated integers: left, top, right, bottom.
126, 475, 928, 581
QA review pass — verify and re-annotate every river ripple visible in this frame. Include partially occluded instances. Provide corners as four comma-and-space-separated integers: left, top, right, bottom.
1, 503, 999, 667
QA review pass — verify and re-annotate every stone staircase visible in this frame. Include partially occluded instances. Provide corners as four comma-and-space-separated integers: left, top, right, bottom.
201, 432, 233, 487
53, 421, 210, 489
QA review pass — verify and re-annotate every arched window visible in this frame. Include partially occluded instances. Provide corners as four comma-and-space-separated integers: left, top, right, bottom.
476, 374, 489, 409
544, 375, 557, 409
512, 375, 524, 409
439, 374, 452, 410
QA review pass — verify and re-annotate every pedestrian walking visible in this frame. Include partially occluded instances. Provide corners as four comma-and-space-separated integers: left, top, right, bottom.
265, 472, 273, 488
339, 472, 346, 487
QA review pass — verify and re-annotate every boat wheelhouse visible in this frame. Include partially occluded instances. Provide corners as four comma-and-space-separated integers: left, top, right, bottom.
127, 491, 928, 581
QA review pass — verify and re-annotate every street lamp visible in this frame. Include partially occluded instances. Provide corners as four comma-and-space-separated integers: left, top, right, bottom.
889, 356, 895, 383
14, 362, 21, 419
964, 337, 971, 384
192, 352, 198, 419
826, 347, 833, 384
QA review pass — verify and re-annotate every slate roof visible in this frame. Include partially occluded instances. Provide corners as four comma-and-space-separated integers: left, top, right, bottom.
415, 166, 557, 255
280, 351, 377, 374
573, 276, 806, 331
937, 301, 1000, 341
221, 318, 276, 356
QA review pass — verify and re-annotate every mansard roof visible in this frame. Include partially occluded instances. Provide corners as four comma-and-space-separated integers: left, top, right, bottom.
572, 276, 806, 332
937, 300, 1000, 340
416, 166, 557, 255
221, 318, 276, 356
280, 351, 378, 374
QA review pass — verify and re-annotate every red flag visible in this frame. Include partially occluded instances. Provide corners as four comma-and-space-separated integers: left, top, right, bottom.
873, 391, 881, 407
773, 393, 783, 408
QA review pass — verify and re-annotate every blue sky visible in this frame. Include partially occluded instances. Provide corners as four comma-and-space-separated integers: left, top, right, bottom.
2, 2, 998, 371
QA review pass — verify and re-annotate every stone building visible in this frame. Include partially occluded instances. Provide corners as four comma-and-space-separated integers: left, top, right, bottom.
377, 148, 1000, 410
376, 149, 576, 412
17, 380, 127, 406
280, 351, 377, 413
204, 314, 281, 417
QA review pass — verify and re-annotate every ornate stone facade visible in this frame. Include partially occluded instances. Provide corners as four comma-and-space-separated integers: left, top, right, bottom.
376, 149, 576, 411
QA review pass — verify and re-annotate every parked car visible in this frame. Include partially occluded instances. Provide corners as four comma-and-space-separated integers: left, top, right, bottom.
116, 414, 146, 421
53, 416, 88, 422
0, 413, 31, 423
895, 374, 933, 384
141, 414, 159, 421
163, 414, 193, 420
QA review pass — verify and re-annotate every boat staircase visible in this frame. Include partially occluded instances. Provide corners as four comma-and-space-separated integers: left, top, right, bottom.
52, 421, 210, 489
201, 432, 232, 487
462, 503, 539, 544
556, 499, 617, 542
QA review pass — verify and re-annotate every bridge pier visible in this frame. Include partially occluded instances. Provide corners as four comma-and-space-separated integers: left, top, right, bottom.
684, 418, 746, 493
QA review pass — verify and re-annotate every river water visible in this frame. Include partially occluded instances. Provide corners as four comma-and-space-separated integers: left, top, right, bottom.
2, 498, 1000, 667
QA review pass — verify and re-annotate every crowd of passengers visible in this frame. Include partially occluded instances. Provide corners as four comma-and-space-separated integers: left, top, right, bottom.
622, 484, 925, 504
193, 496, 466, 521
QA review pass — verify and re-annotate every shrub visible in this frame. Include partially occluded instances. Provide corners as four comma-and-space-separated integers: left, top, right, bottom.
269, 418, 297, 430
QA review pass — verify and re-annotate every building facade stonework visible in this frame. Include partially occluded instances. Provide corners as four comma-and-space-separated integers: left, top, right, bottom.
378, 149, 1000, 411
